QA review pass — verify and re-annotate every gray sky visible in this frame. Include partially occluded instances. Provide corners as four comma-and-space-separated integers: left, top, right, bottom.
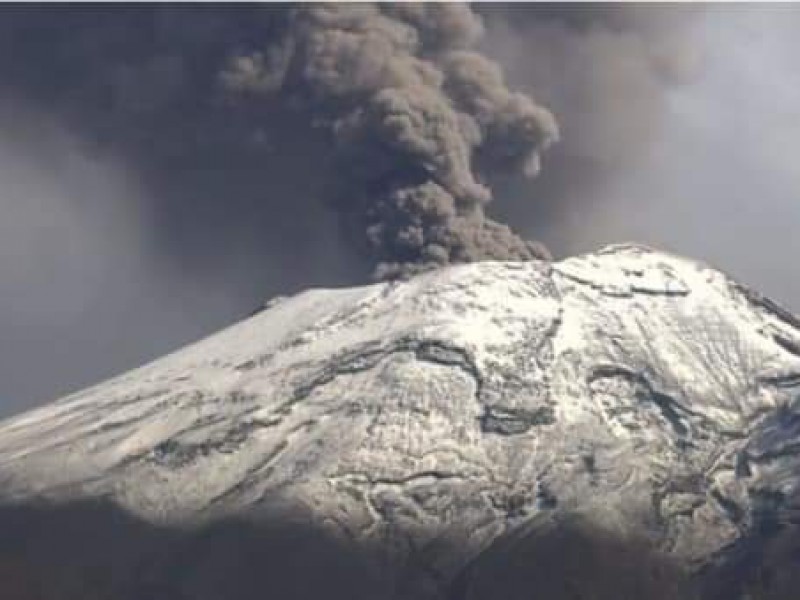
1, 4, 800, 417
482, 4, 800, 309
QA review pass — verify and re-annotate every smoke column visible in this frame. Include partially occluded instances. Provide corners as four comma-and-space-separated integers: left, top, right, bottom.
221, 4, 559, 278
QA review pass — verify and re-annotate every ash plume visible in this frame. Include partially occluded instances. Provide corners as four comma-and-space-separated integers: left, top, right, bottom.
221, 4, 559, 279
0, 3, 559, 410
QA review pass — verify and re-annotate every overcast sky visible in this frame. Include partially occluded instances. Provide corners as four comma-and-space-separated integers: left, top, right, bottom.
1, 4, 800, 417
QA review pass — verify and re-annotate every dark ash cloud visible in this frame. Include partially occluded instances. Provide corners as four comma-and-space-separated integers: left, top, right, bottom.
221, 4, 558, 279
0, 3, 556, 412
0, 4, 559, 281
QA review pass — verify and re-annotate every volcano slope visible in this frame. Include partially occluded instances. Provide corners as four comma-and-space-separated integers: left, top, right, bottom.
0, 243, 799, 599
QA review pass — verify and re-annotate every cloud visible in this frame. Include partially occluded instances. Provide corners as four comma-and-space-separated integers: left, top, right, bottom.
479, 5, 800, 312
221, 4, 558, 278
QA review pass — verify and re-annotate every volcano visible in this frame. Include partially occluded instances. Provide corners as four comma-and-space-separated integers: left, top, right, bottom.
1, 243, 799, 599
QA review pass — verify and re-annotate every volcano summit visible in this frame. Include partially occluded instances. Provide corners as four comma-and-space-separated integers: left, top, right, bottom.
1, 244, 799, 599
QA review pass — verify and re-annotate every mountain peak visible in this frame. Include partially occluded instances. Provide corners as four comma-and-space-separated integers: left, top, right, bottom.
1, 246, 799, 597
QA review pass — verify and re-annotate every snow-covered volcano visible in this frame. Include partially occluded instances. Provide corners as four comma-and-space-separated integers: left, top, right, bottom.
1, 243, 799, 599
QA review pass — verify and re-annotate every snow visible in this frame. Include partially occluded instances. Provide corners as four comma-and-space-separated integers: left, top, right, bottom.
1, 243, 800, 571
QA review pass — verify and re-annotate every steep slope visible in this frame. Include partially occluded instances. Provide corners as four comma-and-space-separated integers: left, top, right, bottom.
1, 243, 799, 598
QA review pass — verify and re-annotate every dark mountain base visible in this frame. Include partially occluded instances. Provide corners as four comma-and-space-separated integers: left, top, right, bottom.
1, 498, 795, 600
